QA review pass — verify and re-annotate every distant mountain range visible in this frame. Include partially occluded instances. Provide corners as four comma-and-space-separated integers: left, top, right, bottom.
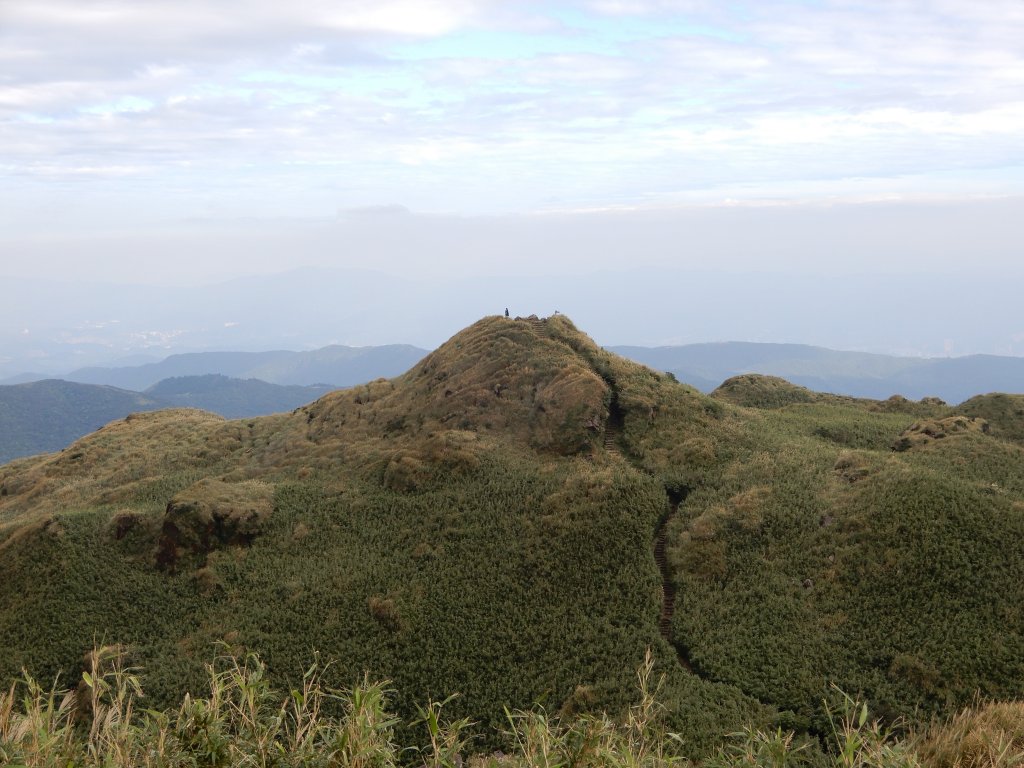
6, 338, 1022, 404
63, 344, 429, 390
2, 337, 1022, 464
145, 375, 334, 419
610, 342, 1024, 404
0, 376, 334, 464
0, 344, 427, 463
4, 266, 1024, 382
0, 380, 166, 464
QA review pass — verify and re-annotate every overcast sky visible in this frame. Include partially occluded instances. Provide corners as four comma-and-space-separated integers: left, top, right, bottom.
2, 0, 1023, 340
4, 0, 1024, 218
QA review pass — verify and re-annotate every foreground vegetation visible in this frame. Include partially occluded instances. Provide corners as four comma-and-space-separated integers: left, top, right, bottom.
1, 315, 1023, 760
3, 647, 1022, 768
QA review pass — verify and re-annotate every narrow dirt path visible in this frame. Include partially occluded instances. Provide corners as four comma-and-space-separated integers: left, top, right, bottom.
653, 504, 676, 638
600, 394, 694, 672
653, 496, 693, 672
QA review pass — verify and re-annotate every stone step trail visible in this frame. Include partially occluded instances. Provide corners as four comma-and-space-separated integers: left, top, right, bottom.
654, 515, 676, 638
525, 316, 547, 335
603, 420, 622, 455
654, 499, 693, 672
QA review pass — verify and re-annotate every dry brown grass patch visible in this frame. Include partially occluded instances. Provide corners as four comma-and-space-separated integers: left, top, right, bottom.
914, 701, 1024, 768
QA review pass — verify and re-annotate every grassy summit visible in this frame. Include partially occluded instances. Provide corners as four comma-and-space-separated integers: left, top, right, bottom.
0, 315, 1021, 756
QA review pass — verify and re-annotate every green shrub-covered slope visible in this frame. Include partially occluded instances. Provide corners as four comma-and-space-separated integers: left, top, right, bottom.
0, 315, 1021, 756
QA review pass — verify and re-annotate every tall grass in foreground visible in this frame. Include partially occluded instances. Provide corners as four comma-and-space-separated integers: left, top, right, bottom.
913, 701, 1024, 768
1, 647, 1021, 768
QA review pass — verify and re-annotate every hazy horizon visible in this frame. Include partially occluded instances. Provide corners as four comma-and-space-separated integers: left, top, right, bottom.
2, 259, 1023, 382
3, 1, 1023, 370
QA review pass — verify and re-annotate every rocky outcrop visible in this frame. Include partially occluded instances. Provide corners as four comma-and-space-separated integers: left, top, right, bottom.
155, 479, 273, 572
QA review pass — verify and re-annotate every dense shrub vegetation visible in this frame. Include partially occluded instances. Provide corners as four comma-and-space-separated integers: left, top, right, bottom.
1, 315, 1022, 761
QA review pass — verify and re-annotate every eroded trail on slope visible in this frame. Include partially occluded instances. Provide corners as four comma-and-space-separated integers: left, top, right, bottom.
653, 503, 676, 639
600, 391, 695, 673
654, 493, 694, 672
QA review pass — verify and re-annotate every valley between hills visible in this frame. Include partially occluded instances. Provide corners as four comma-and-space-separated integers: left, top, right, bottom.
1, 314, 1022, 764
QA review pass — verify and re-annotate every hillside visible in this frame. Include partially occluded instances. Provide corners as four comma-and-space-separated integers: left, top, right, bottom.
0, 315, 1021, 756
145, 374, 333, 419
0, 380, 165, 464
612, 342, 1024, 403
67, 343, 430, 390
0, 376, 335, 464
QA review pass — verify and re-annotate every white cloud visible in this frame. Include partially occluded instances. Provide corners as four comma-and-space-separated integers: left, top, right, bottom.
1, 0, 1023, 229
314, 1, 481, 35
395, 137, 483, 166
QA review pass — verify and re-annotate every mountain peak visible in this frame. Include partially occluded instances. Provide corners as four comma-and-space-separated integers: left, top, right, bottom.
302, 314, 612, 458
0, 315, 673, 522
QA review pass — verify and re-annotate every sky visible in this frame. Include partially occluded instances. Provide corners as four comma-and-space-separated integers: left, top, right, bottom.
4, 0, 1024, 223
1, 0, 1023, 358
